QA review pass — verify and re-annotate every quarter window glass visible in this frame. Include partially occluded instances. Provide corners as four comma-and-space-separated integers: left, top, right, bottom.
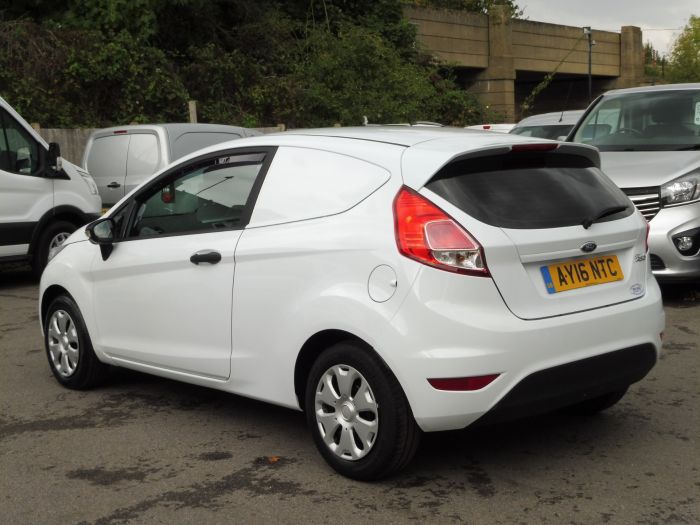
0, 110, 39, 175
130, 153, 265, 237
126, 134, 159, 181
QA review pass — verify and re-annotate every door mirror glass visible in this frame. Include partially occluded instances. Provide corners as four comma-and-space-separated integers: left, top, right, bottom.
87, 218, 115, 244
87, 218, 116, 260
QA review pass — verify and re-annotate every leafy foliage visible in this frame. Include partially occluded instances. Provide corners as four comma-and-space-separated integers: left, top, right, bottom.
402, 0, 523, 17
643, 42, 667, 82
667, 15, 700, 83
0, 0, 486, 128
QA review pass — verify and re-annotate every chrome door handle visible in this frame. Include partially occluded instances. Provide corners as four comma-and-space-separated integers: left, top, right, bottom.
190, 250, 222, 265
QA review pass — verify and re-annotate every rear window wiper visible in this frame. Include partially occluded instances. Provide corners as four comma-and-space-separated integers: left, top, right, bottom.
581, 205, 629, 229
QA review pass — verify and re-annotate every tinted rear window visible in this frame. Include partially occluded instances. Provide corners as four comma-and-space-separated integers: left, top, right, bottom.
426, 153, 633, 229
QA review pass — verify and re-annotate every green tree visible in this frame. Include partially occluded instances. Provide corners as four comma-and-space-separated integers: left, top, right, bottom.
403, 0, 523, 17
0, 0, 485, 128
644, 42, 666, 81
667, 15, 700, 83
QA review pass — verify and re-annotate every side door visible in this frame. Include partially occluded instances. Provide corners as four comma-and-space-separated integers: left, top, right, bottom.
86, 134, 129, 206
90, 147, 275, 379
0, 108, 50, 258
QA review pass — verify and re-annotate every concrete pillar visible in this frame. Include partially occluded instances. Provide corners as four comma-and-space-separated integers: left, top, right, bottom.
613, 26, 644, 88
468, 4, 516, 122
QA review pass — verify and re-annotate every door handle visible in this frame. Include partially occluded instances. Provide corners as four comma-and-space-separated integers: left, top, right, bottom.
107, 182, 121, 189
190, 250, 222, 265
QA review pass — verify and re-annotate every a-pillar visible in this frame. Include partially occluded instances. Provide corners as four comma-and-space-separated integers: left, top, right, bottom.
468, 4, 516, 122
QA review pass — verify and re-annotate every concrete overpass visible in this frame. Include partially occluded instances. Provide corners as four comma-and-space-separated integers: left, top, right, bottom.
404, 5, 645, 121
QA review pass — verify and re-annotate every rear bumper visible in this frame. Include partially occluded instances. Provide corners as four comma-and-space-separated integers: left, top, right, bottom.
475, 343, 656, 426
377, 266, 664, 432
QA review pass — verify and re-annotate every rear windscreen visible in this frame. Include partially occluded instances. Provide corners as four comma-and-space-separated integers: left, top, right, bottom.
426, 153, 633, 229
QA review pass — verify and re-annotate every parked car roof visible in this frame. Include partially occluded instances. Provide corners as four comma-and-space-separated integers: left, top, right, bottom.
514, 110, 585, 128
602, 82, 700, 96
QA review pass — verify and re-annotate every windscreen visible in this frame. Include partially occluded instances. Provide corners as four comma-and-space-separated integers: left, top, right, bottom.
426, 153, 633, 229
572, 89, 700, 151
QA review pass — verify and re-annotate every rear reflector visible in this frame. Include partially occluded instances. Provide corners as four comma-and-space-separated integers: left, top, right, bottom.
511, 143, 558, 152
428, 374, 500, 391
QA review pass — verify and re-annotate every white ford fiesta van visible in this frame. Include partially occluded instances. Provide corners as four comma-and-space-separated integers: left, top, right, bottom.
0, 96, 101, 275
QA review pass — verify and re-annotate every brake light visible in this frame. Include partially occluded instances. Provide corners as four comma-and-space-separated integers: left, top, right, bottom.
393, 186, 489, 276
510, 143, 558, 152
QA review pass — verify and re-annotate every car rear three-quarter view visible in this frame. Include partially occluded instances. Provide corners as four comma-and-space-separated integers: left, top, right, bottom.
39, 128, 665, 481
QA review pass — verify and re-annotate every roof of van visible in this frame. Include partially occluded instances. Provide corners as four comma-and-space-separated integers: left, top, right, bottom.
91, 123, 260, 138
602, 83, 700, 96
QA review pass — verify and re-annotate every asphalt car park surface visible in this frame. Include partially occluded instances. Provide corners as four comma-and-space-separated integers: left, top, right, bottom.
1, 265, 698, 525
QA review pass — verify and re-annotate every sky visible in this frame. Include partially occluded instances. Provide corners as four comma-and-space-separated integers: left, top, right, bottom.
519, 0, 697, 55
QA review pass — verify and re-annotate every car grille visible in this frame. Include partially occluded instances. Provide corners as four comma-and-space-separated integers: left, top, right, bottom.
623, 187, 660, 221
649, 254, 665, 271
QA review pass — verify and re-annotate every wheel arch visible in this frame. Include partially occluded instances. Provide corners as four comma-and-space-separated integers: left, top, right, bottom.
293, 329, 396, 410
28, 205, 93, 257
40, 284, 73, 330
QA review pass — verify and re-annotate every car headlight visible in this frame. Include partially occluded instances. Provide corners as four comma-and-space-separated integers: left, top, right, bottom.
76, 168, 99, 196
660, 171, 700, 206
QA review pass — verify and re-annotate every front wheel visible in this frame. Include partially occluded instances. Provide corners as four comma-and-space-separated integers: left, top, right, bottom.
305, 342, 420, 480
44, 294, 109, 389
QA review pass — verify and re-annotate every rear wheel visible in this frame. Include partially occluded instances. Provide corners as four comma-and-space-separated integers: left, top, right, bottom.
32, 220, 77, 277
305, 342, 420, 480
44, 294, 109, 389
566, 388, 628, 415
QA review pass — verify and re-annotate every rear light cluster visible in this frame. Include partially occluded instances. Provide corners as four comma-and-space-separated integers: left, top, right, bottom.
393, 187, 489, 276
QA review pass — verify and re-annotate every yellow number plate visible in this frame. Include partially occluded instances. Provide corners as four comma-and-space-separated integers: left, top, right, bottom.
540, 255, 623, 294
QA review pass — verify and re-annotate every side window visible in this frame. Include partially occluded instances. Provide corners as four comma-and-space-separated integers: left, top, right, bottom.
126, 133, 159, 181
0, 109, 40, 175
128, 152, 266, 238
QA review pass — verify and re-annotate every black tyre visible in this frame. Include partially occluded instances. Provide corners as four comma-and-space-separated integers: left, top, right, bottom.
44, 294, 109, 390
32, 220, 77, 277
305, 341, 420, 480
566, 388, 628, 415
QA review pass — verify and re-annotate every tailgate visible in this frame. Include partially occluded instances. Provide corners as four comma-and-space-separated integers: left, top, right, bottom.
421, 146, 649, 320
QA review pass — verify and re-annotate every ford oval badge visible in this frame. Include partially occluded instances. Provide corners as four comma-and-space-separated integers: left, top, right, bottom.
580, 242, 597, 253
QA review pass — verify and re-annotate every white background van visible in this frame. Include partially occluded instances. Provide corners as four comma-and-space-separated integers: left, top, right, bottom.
0, 96, 101, 275
83, 124, 260, 207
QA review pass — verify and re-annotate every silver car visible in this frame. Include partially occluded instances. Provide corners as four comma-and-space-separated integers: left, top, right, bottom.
569, 84, 700, 281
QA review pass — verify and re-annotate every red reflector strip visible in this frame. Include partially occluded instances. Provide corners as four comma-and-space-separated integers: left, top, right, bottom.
428, 374, 500, 391
511, 143, 558, 152
113, 130, 128, 134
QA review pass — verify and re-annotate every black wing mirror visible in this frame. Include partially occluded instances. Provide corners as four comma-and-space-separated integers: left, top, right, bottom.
47, 142, 63, 172
86, 218, 115, 260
